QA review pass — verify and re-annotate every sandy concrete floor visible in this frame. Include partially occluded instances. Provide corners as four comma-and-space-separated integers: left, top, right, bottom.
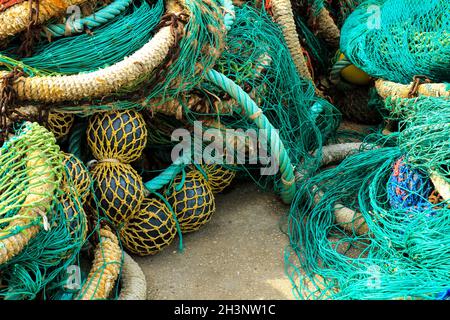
134, 181, 294, 300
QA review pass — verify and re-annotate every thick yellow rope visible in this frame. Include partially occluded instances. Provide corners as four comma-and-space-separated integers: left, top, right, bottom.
77, 227, 122, 300
0, 26, 175, 102
308, 7, 340, 48
375, 79, 450, 99
0, 0, 92, 40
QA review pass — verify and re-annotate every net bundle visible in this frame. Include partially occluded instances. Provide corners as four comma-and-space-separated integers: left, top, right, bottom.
0, 0, 165, 76
287, 94, 450, 299
190, 4, 340, 195
341, 0, 450, 84
0, 123, 88, 300
286, 143, 449, 300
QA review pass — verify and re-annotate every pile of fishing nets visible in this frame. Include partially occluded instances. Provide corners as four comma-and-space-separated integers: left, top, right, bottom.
0, 0, 339, 300
285, 0, 450, 300
0, 0, 447, 301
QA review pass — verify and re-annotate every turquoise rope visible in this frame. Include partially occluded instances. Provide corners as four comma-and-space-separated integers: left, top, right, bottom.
204, 69, 296, 204
220, 0, 235, 31
144, 154, 191, 192
43, 0, 133, 38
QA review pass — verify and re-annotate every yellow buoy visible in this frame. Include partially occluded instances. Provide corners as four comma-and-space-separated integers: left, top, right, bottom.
166, 170, 215, 233
88, 161, 145, 227
46, 111, 75, 139
203, 165, 236, 194
339, 53, 372, 86
120, 198, 177, 256
87, 110, 148, 164
62, 152, 92, 201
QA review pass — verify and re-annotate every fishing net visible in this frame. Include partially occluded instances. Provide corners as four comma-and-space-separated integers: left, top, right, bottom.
120, 197, 177, 256
185, 4, 340, 196
0, 122, 88, 300
286, 142, 449, 300
0, 0, 165, 75
287, 94, 450, 299
341, 0, 450, 84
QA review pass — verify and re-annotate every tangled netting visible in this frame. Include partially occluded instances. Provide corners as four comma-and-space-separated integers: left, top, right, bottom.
386, 97, 450, 181
341, 0, 450, 84
287, 94, 450, 299
0, 122, 126, 300
0, 0, 164, 75
387, 157, 431, 211
0, 123, 87, 299
176, 4, 341, 194
286, 144, 449, 300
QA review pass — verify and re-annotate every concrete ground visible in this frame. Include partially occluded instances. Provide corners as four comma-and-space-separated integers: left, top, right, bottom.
135, 181, 294, 300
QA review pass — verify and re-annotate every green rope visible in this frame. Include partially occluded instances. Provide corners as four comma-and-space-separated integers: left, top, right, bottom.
43, 0, 133, 39
204, 69, 296, 204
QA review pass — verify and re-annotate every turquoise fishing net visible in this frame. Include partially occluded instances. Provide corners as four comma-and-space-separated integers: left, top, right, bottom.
286, 143, 449, 300
286, 95, 450, 299
0, 0, 164, 75
341, 0, 450, 84
0, 123, 87, 300
159, 4, 341, 193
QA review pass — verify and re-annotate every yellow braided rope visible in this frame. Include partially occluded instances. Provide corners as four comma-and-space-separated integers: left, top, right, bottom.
0, 26, 175, 102
308, 7, 340, 48
271, 0, 313, 82
375, 79, 450, 99
0, 0, 91, 41
77, 227, 122, 300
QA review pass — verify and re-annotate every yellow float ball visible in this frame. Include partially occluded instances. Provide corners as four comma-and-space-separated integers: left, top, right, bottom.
339, 53, 372, 86
203, 165, 236, 194
46, 111, 75, 140
87, 110, 148, 164
166, 170, 215, 233
88, 161, 145, 227
120, 198, 177, 256
62, 152, 92, 201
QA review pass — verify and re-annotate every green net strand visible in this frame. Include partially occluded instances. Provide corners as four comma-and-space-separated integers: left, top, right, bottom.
341, 0, 450, 84
286, 138, 450, 300
0, 0, 164, 76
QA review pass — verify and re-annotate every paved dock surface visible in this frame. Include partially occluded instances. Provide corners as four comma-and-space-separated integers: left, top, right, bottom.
135, 181, 293, 300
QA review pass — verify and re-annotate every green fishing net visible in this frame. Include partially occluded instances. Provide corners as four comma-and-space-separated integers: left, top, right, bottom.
139, 4, 340, 199
0, 122, 123, 300
0, 0, 164, 75
286, 143, 449, 300
286, 96, 450, 300
341, 0, 450, 84
0, 123, 87, 299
